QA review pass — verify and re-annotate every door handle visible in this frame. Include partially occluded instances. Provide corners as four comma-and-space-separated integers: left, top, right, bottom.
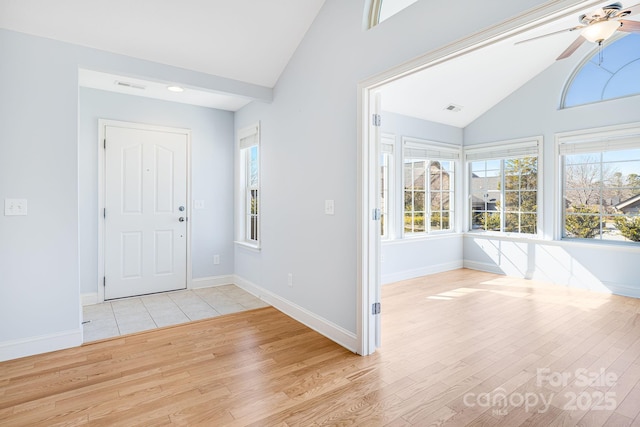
179, 217, 185, 222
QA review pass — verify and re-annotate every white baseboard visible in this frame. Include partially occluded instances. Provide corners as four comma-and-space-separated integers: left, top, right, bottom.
382, 261, 463, 285
463, 260, 505, 275
233, 275, 358, 353
82, 292, 98, 306
0, 328, 83, 362
81, 276, 235, 305
191, 275, 235, 289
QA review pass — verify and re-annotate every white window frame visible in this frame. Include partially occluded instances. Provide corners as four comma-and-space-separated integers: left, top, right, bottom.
237, 122, 260, 248
464, 136, 542, 237
402, 137, 459, 238
380, 134, 395, 240
556, 122, 640, 243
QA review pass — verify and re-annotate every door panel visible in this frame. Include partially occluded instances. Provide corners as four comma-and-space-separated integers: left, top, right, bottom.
105, 125, 187, 300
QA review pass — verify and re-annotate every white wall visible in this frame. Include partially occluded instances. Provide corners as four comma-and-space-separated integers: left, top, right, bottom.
78, 88, 235, 300
0, 0, 588, 360
0, 29, 82, 359
379, 112, 463, 283
233, 0, 554, 338
463, 37, 640, 297
0, 28, 269, 361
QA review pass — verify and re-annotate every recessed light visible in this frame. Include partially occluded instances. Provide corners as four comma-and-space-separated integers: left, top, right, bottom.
444, 103, 463, 112
167, 85, 184, 93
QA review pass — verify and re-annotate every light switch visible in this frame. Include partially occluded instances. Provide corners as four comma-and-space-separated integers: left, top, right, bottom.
193, 200, 205, 209
4, 199, 27, 216
325, 199, 334, 215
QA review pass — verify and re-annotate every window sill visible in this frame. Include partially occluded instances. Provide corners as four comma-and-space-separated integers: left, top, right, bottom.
382, 232, 462, 245
235, 241, 261, 252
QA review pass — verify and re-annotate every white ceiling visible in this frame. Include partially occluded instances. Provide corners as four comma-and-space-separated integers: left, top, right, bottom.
379, 1, 640, 128
1, 0, 637, 121
78, 69, 253, 111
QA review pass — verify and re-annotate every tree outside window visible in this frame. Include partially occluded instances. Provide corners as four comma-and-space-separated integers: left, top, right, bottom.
470, 156, 538, 234
563, 149, 640, 242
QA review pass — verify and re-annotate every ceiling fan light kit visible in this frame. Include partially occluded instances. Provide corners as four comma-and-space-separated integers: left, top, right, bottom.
581, 19, 621, 42
516, 2, 640, 61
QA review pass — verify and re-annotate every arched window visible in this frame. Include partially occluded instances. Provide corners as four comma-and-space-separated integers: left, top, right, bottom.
368, 0, 419, 28
562, 33, 640, 108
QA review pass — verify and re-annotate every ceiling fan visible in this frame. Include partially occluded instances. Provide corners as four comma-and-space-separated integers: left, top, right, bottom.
517, 2, 640, 60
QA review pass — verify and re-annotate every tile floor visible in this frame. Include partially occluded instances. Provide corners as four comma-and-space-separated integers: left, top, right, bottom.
82, 284, 269, 343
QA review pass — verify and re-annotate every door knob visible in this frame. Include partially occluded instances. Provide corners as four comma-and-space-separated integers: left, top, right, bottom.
179, 217, 185, 222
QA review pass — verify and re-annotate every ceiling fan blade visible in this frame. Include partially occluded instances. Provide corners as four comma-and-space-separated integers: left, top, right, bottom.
557, 35, 587, 60
618, 19, 640, 31
515, 26, 582, 45
621, 2, 640, 17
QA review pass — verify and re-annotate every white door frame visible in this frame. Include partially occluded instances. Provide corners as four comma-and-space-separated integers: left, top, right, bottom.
356, 0, 594, 355
97, 119, 192, 303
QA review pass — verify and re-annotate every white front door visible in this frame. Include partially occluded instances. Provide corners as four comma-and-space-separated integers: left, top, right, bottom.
104, 124, 188, 300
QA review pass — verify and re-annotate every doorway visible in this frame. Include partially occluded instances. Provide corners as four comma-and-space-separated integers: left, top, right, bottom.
99, 120, 191, 301
357, 0, 593, 356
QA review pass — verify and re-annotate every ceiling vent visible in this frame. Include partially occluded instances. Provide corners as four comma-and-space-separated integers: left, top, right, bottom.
444, 103, 463, 112
114, 80, 146, 90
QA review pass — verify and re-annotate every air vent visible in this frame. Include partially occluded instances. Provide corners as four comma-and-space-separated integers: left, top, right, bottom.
444, 103, 463, 112
114, 80, 146, 90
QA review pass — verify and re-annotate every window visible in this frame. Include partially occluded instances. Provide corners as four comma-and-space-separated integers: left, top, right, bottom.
562, 33, 640, 108
238, 123, 260, 246
559, 124, 640, 243
380, 136, 394, 239
403, 138, 458, 236
368, 0, 419, 28
466, 138, 541, 235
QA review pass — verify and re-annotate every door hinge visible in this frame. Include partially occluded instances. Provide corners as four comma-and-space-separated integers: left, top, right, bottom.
103, 138, 106, 149
372, 114, 381, 127
103, 208, 106, 218
372, 208, 381, 221
103, 277, 106, 287
372, 302, 381, 315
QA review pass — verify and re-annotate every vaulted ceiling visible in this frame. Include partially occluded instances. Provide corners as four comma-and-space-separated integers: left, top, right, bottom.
1, 0, 638, 126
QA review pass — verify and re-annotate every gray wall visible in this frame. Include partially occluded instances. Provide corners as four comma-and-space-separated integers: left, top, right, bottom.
462, 36, 640, 297
0, 0, 597, 360
0, 27, 268, 360
233, 0, 554, 334
379, 112, 464, 283
79, 88, 235, 297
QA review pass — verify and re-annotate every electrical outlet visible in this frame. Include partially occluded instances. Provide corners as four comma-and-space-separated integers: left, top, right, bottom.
288, 273, 293, 287
213, 255, 220, 265
4, 199, 27, 216
325, 199, 334, 215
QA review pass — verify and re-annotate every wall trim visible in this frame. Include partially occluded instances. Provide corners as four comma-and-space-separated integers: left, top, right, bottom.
0, 328, 82, 362
382, 261, 463, 285
82, 292, 99, 306
602, 282, 640, 299
463, 260, 506, 275
191, 275, 235, 289
233, 275, 358, 353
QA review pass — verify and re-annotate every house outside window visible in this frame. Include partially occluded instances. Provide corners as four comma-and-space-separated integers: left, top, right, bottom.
466, 138, 541, 235
238, 123, 260, 247
402, 138, 458, 236
558, 124, 640, 243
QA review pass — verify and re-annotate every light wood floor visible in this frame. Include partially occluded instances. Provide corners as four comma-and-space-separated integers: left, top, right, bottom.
2, 269, 640, 426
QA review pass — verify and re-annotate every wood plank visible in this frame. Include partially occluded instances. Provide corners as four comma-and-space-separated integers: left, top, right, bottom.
1, 269, 640, 425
